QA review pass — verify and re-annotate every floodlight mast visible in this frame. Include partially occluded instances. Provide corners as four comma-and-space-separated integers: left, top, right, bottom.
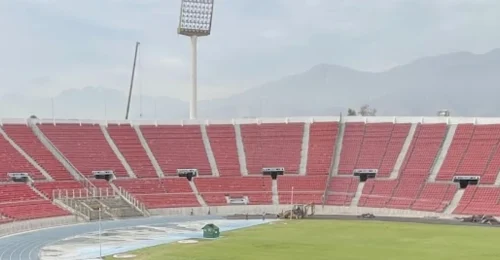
177, 0, 215, 120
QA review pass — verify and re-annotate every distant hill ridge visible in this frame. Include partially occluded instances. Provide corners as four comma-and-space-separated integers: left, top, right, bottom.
1, 49, 499, 119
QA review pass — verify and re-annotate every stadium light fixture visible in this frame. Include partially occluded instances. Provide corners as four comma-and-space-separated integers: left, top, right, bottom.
177, 0, 215, 120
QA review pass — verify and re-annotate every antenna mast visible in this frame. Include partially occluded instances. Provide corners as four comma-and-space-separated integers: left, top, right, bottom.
125, 41, 140, 120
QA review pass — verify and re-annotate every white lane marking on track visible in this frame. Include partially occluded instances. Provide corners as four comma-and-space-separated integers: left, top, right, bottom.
0, 238, 23, 260
9, 238, 36, 260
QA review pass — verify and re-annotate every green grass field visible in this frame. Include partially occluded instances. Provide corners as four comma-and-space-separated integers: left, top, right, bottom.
106, 220, 500, 260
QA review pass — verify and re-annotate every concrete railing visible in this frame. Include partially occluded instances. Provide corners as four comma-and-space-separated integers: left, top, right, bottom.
118, 187, 150, 217
0, 215, 81, 238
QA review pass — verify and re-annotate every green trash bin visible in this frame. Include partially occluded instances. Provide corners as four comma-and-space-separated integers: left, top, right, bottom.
202, 223, 220, 239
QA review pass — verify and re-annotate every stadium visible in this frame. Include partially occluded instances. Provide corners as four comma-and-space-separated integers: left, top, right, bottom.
3, 1, 500, 260
1, 115, 500, 259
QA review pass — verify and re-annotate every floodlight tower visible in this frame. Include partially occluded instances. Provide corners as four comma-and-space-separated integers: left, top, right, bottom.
177, 0, 215, 120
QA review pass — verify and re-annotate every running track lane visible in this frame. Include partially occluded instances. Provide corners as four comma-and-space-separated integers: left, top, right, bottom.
0, 215, 221, 260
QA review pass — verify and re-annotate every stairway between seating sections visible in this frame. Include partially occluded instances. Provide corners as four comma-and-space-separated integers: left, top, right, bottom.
200, 124, 220, 176
444, 188, 465, 214
188, 181, 207, 207
0, 126, 53, 180
390, 123, 417, 179
331, 121, 345, 176
133, 125, 164, 178
298, 122, 311, 175
272, 179, 279, 205
429, 124, 457, 182
350, 182, 366, 207
234, 124, 248, 175
101, 125, 136, 178
28, 120, 82, 181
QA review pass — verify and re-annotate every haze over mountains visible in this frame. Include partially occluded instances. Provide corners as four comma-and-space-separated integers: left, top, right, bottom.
3, 49, 500, 120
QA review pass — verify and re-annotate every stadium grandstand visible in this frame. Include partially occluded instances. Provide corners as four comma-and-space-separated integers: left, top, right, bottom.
0, 115, 500, 231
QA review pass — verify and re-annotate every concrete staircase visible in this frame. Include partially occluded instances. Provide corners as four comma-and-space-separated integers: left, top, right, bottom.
495, 173, 500, 186
200, 124, 219, 176
234, 124, 248, 175
134, 125, 164, 178
444, 189, 465, 214
110, 182, 150, 217
272, 179, 279, 205
298, 122, 311, 175
28, 121, 82, 181
188, 181, 207, 207
99, 197, 143, 218
350, 182, 366, 207
322, 121, 345, 205
81, 199, 115, 220
27, 181, 49, 200
429, 124, 457, 182
100, 125, 136, 178
390, 123, 417, 179
0, 126, 54, 180
331, 121, 345, 176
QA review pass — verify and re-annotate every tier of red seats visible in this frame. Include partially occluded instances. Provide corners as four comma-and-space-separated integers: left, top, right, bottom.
140, 125, 211, 175
10, 121, 500, 221
306, 122, 338, 175
195, 177, 272, 205
3, 124, 73, 180
338, 122, 365, 174
34, 180, 84, 199
352, 123, 411, 177
107, 124, 158, 178
39, 124, 128, 178
278, 176, 327, 204
0, 183, 69, 220
206, 125, 241, 176
114, 178, 197, 208
0, 200, 69, 220
0, 131, 45, 181
114, 178, 192, 194
325, 176, 359, 206
438, 124, 500, 184
360, 124, 449, 211
454, 186, 500, 215
241, 123, 303, 174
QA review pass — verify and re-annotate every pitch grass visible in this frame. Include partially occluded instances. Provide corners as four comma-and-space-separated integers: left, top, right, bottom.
106, 220, 500, 260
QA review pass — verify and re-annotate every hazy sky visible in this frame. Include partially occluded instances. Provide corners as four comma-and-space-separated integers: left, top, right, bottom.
1, 0, 499, 101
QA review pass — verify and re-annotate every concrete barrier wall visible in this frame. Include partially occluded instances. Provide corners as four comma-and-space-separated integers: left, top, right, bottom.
150, 205, 455, 219
0, 206, 458, 238
0, 215, 83, 238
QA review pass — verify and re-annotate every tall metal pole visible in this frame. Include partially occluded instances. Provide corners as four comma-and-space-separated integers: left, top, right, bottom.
125, 41, 140, 120
290, 186, 294, 220
51, 98, 55, 119
98, 207, 102, 258
190, 36, 198, 120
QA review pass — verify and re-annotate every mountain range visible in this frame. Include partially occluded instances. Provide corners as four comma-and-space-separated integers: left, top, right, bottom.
2, 49, 500, 120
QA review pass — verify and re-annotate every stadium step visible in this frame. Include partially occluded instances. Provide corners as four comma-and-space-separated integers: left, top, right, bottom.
188, 181, 207, 207
390, 123, 418, 179
495, 171, 500, 186
330, 121, 345, 176
200, 124, 220, 177
234, 124, 248, 175
133, 125, 164, 178
27, 181, 49, 200
350, 181, 365, 207
28, 121, 83, 181
0, 126, 54, 181
272, 179, 279, 205
298, 122, 311, 175
444, 188, 465, 214
100, 125, 136, 178
429, 124, 457, 182
109, 182, 150, 217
